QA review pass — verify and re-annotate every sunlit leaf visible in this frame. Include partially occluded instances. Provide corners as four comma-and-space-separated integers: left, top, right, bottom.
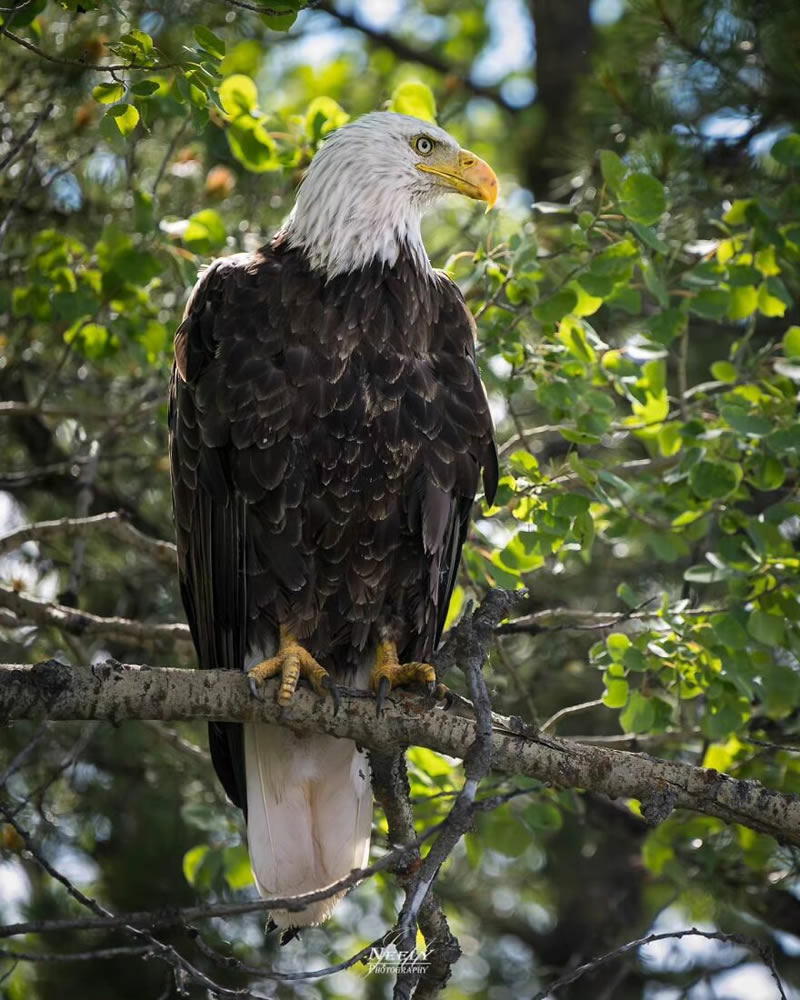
390, 81, 437, 122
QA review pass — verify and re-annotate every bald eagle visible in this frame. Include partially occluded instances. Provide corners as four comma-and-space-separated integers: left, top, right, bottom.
169, 112, 498, 929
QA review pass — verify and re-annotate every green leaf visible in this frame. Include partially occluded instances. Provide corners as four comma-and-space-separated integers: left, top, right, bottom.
760, 661, 800, 715
182, 844, 209, 887
534, 289, 577, 325
219, 74, 258, 116
590, 240, 638, 279
567, 279, 603, 317
129, 79, 161, 97
607, 632, 631, 658
227, 116, 277, 172
305, 96, 349, 142
551, 493, 591, 518
747, 453, 785, 491
758, 281, 787, 317
606, 285, 642, 314
758, 278, 794, 316
220, 39, 262, 76
766, 424, 800, 454
120, 29, 153, 53
631, 221, 668, 253
747, 610, 785, 647
106, 103, 139, 136
183, 209, 227, 252
783, 326, 800, 358
556, 316, 596, 362
261, 1, 299, 31
771, 133, 800, 167
523, 802, 563, 832
727, 264, 762, 286
603, 677, 629, 708
648, 307, 687, 345
689, 460, 742, 500
690, 289, 730, 319
390, 81, 437, 123
113, 247, 160, 284
222, 845, 253, 889
620, 691, 655, 733
193, 25, 225, 59
712, 613, 750, 650
723, 199, 755, 225
710, 360, 737, 383
93, 81, 125, 104
719, 404, 771, 438
619, 172, 666, 225
599, 149, 625, 192
727, 285, 758, 320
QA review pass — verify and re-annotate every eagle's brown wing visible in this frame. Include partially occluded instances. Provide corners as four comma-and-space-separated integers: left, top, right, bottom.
169, 256, 254, 809
404, 276, 498, 660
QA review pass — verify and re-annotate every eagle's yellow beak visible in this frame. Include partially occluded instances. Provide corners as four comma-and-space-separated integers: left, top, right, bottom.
417, 149, 499, 209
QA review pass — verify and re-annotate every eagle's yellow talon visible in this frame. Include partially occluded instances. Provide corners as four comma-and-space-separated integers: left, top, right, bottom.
369, 639, 438, 713
248, 627, 332, 706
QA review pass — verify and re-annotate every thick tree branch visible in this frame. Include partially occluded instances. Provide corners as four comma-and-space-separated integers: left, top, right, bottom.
2, 661, 798, 845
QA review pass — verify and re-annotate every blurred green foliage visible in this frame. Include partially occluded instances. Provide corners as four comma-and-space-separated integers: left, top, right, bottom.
2, 0, 800, 997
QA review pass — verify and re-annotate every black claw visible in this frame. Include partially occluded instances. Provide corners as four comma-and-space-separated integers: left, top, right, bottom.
323, 675, 341, 716
248, 676, 263, 701
280, 926, 300, 946
375, 675, 390, 716
265, 918, 278, 935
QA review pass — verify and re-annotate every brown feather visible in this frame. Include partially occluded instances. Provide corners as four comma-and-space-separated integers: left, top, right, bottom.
169, 241, 497, 804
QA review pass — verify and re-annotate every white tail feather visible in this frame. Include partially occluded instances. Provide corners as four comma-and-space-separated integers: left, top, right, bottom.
243, 722, 372, 927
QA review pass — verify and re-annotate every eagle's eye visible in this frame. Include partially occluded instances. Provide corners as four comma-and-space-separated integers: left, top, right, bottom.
413, 136, 434, 156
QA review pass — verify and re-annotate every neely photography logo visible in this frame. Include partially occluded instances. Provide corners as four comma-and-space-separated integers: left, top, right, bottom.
364, 933, 432, 975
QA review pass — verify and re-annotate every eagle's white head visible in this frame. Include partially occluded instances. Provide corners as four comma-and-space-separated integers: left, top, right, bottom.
282, 111, 498, 278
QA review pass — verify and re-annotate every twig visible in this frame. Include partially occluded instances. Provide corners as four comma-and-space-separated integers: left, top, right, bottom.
0, 823, 444, 941
532, 926, 787, 999
0, 400, 161, 420
0, 101, 53, 173
152, 115, 191, 208
498, 598, 714, 636
0, 805, 274, 998
541, 698, 604, 734
0, 945, 156, 962
0, 26, 177, 73
0, 141, 38, 252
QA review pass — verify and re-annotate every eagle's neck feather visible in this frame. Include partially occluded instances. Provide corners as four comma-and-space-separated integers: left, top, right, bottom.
279, 136, 432, 279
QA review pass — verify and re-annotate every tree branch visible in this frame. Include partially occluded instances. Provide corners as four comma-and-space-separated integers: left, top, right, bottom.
2, 660, 798, 845
0, 512, 177, 569
532, 927, 786, 1000
0, 586, 190, 646
313, 1, 515, 112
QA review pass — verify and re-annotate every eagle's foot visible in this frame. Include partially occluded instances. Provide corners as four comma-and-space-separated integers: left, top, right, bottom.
248, 627, 338, 711
370, 639, 437, 715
